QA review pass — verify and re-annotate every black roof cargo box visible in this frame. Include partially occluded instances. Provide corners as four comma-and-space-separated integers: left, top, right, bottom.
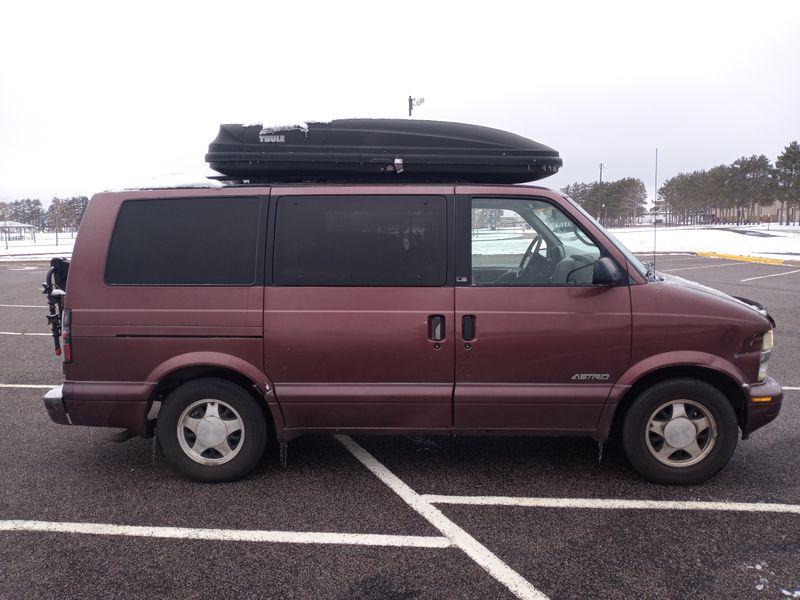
206, 119, 561, 184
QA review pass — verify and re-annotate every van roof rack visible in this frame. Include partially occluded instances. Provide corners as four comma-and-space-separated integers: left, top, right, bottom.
206, 119, 562, 184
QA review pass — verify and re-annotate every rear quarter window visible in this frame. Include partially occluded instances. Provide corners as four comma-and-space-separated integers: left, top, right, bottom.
105, 196, 261, 285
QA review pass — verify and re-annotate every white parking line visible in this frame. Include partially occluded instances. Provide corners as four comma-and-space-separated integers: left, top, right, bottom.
741, 268, 800, 282
0, 331, 50, 336
0, 520, 451, 548
422, 496, 800, 514
639, 256, 712, 263
660, 262, 742, 272
0, 304, 43, 308
336, 434, 548, 600
0, 384, 56, 389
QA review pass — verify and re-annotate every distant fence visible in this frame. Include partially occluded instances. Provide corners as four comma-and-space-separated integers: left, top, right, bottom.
1, 231, 77, 255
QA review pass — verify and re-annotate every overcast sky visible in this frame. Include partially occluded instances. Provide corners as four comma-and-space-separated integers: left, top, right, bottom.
1, 0, 798, 206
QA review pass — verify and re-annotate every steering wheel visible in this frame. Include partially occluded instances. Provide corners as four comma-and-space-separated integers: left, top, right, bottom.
518, 235, 543, 272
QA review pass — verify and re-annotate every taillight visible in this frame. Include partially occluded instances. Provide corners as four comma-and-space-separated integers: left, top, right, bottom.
62, 308, 72, 363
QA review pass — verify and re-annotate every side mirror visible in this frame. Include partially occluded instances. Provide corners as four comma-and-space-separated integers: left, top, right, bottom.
592, 257, 625, 286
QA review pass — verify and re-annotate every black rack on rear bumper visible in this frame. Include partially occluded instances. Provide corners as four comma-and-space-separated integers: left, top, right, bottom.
42, 257, 69, 357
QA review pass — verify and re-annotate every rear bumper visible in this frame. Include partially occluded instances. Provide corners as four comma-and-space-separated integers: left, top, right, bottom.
42, 381, 152, 435
743, 376, 783, 437
43, 385, 70, 425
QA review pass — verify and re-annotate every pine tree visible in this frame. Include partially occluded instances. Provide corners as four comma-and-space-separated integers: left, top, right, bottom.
775, 141, 800, 225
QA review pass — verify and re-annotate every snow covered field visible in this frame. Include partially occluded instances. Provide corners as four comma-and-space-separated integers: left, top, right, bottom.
0, 232, 76, 261
471, 224, 800, 263
609, 224, 800, 262
2, 225, 798, 262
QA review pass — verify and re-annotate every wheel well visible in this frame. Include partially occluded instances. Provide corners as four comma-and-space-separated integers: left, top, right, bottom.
149, 366, 275, 441
612, 366, 747, 437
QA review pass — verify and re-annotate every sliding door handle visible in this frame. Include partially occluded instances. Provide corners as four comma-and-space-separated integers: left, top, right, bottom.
428, 315, 445, 342
462, 315, 476, 341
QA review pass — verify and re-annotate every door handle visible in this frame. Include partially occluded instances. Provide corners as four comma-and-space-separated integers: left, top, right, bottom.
462, 315, 476, 341
428, 315, 445, 342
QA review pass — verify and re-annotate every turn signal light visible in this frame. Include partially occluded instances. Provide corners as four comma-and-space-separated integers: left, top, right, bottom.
751, 396, 772, 403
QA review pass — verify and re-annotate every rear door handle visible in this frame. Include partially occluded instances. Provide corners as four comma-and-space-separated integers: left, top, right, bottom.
462, 315, 476, 341
428, 315, 445, 342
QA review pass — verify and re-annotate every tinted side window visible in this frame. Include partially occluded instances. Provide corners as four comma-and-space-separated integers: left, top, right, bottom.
105, 196, 261, 285
274, 195, 446, 286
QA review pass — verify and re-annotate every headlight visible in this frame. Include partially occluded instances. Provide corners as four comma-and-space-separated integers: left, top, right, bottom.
758, 330, 773, 382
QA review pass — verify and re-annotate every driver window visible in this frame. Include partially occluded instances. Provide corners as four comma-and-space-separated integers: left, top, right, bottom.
471, 198, 601, 287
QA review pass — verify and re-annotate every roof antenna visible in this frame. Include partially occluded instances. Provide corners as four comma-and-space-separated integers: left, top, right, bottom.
653, 147, 658, 273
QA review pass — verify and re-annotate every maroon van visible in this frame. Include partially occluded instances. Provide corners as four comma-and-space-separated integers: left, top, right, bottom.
41, 121, 782, 484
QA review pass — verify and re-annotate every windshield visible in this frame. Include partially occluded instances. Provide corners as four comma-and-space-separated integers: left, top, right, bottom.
562, 194, 650, 278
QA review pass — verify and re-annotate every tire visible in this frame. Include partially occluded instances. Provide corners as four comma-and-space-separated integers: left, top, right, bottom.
157, 378, 267, 483
622, 378, 738, 485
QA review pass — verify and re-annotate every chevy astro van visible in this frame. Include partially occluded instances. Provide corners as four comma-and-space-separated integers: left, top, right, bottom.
41, 120, 782, 484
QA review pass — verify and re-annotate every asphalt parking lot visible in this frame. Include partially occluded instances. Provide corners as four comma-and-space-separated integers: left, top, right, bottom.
1, 255, 798, 599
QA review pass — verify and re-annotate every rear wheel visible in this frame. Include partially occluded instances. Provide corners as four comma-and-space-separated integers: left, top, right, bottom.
157, 378, 267, 482
622, 378, 738, 485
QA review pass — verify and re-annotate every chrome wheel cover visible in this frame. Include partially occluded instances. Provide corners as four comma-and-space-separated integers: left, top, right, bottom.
645, 399, 717, 468
177, 399, 245, 466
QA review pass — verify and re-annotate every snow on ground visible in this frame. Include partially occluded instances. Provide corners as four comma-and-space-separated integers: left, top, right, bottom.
609, 224, 800, 261
2, 224, 799, 262
0, 232, 75, 261
471, 223, 800, 262
471, 230, 533, 256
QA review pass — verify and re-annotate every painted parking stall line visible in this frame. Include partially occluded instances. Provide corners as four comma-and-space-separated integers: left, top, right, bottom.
0, 331, 50, 336
0, 384, 57, 389
0, 520, 451, 548
421, 495, 800, 515
0, 304, 44, 308
638, 256, 719, 263
741, 268, 800, 282
336, 435, 548, 600
660, 262, 742, 272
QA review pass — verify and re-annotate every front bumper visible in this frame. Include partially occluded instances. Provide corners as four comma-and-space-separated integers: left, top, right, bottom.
43, 385, 71, 425
743, 376, 783, 438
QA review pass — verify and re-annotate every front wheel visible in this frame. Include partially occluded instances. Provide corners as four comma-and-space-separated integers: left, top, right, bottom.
622, 378, 738, 485
157, 378, 267, 482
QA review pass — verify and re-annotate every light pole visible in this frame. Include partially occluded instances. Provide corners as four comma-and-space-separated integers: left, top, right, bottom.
408, 96, 425, 117
598, 163, 605, 218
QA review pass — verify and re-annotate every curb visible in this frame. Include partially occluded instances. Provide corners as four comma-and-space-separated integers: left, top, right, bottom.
695, 252, 786, 266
